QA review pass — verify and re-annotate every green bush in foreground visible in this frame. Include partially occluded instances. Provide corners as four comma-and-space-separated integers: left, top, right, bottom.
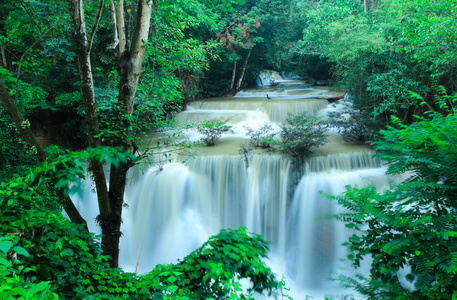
332, 89, 457, 299
1, 158, 279, 299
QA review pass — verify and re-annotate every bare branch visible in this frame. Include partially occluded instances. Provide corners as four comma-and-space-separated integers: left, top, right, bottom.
19, 0, 43, 34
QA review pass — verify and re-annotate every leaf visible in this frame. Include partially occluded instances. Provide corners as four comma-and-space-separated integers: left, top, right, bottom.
29, 281, 51, 294
0, 240, 13, 254
167, 285, 178, 293
13, 246, 30, 257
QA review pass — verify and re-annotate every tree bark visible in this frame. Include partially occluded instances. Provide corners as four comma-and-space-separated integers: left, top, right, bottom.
0, 7, 11, 70
68, 0, 153, 268
68, 0, 112, 222
116, 0, 126, 54
364, 0, 370, 12
102, 0, 152, 268
0, 47, 8, 69
108, 0, 119, 49
230, 59, 237, 91
236, 48, 252, 90
0, 80, 88, 229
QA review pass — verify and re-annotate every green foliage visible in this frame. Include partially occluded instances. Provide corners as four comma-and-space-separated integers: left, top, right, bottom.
0, 67, 49, 115
0, 107, 38, 180
332, 90, 457, 299
196, 119, 233, 146
35, 146, 137, 195
244, 123, 277, 149
144, 227, 278, 299
1, 181, 279, 299
298, 0, 457, 126
0, 237, 58, 300
279, 112, 329, 158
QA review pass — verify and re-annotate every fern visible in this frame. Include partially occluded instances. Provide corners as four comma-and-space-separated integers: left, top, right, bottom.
334, 88, 457, 299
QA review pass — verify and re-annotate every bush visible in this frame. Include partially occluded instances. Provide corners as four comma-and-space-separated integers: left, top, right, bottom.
244, 123, 277, 149
196, 119, 232, 146
279, 112, 329, 159
144, 227, 278, 299
332, 89, 457, 299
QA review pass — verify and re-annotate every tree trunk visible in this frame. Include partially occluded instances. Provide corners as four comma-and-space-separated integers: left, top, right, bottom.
0, 80, 87, 229
230, 59, 237, 91
108, 0, 119, 49
0, 47, 8, 69
0, 9, 11, 70
103, 162, 130, 268
68, 0, 112, 225
364, 0, 370, 12
68, 0, 153, 268
236, 48, 252, 90
116, 0, 126, 54
102, 0, 152, 267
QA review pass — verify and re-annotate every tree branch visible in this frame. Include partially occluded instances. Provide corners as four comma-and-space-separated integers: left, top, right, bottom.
116, 0, 126, 54
19, 0, 43, 34
108, 0, 119, 49
87, 0, 104, 55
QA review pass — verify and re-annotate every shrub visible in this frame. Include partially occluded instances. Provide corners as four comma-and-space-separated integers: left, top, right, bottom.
144, 227, 278, 299
279, 112, 329, 158
245, 123, 277, 149
196, 119, 232, 146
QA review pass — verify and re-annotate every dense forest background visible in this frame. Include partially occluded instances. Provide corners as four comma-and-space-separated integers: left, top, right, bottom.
1, 0, 456, 299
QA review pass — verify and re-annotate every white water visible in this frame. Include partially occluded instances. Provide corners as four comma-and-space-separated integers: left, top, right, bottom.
75, 71, 397, 299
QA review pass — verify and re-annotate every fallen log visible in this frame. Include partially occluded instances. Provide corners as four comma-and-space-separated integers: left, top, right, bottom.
316, 94, 345, 102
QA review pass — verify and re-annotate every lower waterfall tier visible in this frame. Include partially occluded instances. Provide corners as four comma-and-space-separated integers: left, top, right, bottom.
73, 152, 400, 298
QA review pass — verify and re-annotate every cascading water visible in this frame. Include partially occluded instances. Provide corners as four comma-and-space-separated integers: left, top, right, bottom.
76, 71, 397, 298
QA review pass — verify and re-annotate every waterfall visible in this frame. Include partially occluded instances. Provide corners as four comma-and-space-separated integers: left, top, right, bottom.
256, 70, 285, 86
75, 77, 395, 298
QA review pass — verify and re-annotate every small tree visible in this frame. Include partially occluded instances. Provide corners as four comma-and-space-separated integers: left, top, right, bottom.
245, 123, 277, 149
279, 112, 329, 159
196, 119, 232, 146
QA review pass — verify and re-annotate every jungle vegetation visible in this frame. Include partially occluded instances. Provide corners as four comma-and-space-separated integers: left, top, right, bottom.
1, 0, 456, 298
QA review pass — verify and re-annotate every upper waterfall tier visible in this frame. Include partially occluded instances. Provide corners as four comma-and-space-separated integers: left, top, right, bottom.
178, 85, 343, 124
177, 99, 328, 123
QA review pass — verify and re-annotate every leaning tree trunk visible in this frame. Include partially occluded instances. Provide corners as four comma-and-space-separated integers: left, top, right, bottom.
236, 48, 252, 90
0, 80, 87, 228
